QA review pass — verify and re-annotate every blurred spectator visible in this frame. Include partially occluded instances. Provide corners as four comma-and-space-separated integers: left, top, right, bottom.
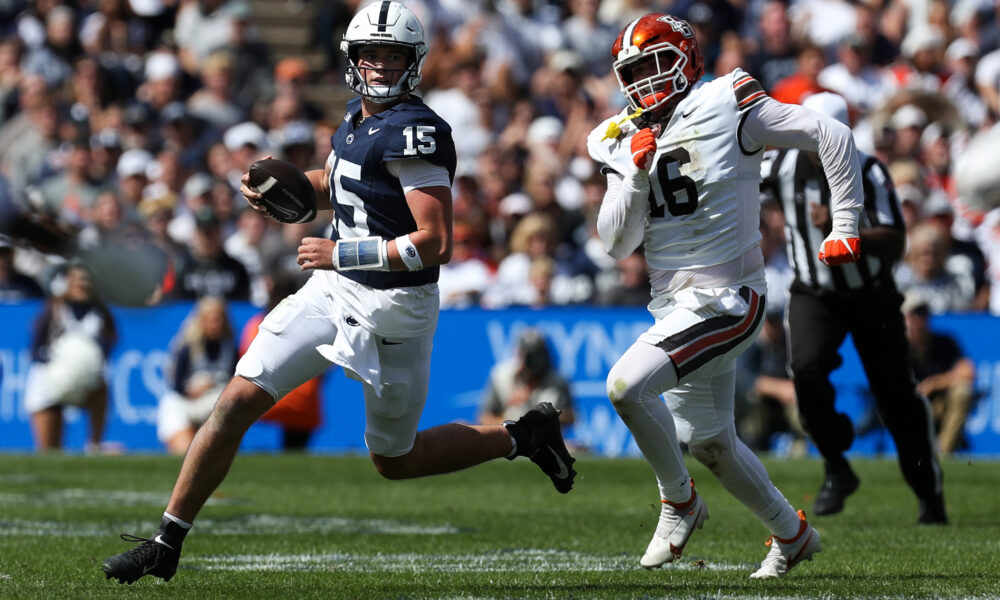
790, 0, 858, 50
771, 44, 827, 104
943, 38, 988, 128
735, 303, 806, 455
275, 121, 316, 171
32, 135, 106, 226
21, 4, 79, 88
561, 0, 618, 78
228, 3, 273, 110
1, 89, 60, 196
89, 128, 124, 185
903, 291, 975, 455
158, 296, 237, 454
115, 147, 153, 216
23, 264, 116, 451
224, 206, 273, 307
852, 3, 898, 66
484, 212, 586, 307
747, 0, 798, 91
77, 191, 129, 249
169, 172, 214, 246
818, 34, 895, 114
439, 222, 494, 308
271, 57, 324, 122
209, 176, 238, 236
920, 192, 988, 308
137, 50, 183, 115
975, 45, 1000, 115
594, 250, 651, 306
887, 25, 947, 92
895, 222, 976, 313
888, 103, 928, 160
187, 51, 245, 129
239, 275, 323, 450
425, 54, 493, 177
139, 191, 184, 264
223, 120, 268, 189
174, 0, 241, 74
479, 328, 574, 426
0, 37, 23, 122
172, 207, 251, 301
527, 254, 557, 307
0, 239, 43, 301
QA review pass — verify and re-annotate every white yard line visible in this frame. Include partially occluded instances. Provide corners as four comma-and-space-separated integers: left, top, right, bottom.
0, 515, 460, 537
192, 549, 753, 574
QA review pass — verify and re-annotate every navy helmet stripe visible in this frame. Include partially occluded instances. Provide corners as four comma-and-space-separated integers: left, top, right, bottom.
377, 0, 391, 31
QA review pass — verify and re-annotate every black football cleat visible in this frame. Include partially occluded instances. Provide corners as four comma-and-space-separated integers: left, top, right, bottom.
102, 534, 181, 584
917, 494, 949, 525
813, 468, 860, 516
505, 402, 577, 493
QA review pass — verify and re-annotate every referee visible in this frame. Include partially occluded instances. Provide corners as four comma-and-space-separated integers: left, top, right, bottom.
760, 93, 946, 524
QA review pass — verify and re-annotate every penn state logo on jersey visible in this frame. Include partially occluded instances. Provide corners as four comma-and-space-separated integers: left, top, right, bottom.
327, 95, 457, 290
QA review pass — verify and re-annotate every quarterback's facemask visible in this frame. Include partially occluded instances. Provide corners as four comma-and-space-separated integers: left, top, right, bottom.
612, 14, 704, 118
341, 1, 427, 104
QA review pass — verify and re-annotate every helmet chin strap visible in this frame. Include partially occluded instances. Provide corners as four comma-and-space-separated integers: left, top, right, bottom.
363, 85, 401, 104
636, 94, 686, 128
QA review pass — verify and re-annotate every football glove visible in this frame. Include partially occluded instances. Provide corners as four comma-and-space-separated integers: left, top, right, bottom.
818, 235, 861, 266
630, 127, 658, 171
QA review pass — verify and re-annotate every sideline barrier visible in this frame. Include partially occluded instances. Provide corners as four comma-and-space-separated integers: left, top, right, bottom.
1, 302, 998, 455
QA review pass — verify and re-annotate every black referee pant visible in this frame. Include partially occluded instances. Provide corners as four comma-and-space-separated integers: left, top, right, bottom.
787, 283, 941, 502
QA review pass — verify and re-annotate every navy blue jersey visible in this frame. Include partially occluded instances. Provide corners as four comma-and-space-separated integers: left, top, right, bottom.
328, 95, 457, 289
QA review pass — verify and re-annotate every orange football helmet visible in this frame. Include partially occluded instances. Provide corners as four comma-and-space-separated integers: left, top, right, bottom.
611, 14, 704, 115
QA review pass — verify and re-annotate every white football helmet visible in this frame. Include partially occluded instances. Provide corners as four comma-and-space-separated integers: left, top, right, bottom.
340, 1, 427, 103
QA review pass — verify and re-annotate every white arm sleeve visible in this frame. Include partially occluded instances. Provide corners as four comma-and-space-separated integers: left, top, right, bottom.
742, 97, 863, 237
385, 159, 451, 193
597, 169, 648, 259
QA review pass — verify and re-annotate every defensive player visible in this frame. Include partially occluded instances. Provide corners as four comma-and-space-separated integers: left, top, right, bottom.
587, 14, 862, 577
102, 2, 575, 584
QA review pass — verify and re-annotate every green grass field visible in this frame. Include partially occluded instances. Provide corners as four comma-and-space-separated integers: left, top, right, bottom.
1, 453, 998, 599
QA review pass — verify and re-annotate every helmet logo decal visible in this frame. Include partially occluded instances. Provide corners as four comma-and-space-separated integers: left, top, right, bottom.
657, 15, 694, 38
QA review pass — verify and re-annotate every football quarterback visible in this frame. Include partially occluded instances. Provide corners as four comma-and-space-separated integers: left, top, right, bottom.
101, 1, 576, 585
588, 13, 864, 578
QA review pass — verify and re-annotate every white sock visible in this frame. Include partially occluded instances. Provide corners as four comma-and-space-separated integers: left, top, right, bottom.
163, 512, 193, 530
690, 424, 800, 539
607, 342, 689, 503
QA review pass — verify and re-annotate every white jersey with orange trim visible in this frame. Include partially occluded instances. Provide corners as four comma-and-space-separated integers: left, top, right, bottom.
588, 69, 770, 274
588, 68, 863, 297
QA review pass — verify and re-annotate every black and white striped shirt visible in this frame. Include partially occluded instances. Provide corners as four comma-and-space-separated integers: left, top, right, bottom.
761, 148, 905, 294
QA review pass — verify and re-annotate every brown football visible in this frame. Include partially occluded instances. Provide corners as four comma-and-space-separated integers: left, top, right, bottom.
248, 158, 317, 224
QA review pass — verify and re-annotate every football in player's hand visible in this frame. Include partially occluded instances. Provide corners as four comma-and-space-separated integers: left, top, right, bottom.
248, 158, 317, 224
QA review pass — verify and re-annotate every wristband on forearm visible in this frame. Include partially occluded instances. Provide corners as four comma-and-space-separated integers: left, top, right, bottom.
394, 233, 424, 271
332, 236, 390, 271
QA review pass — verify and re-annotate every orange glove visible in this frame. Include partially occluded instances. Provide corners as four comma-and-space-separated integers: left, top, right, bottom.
630, 127, 657, 170
818, 236, 861, 266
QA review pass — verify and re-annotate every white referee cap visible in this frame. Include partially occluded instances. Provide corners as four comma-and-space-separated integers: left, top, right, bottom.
802, 92, 849, 126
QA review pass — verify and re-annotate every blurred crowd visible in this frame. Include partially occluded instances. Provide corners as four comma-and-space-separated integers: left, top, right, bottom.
0, 0, 1000, 313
